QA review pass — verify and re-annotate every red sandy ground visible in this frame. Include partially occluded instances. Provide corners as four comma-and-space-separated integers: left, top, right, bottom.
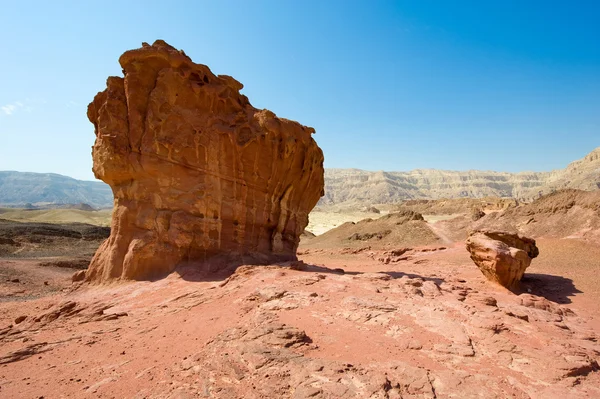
0, 239, 599, 398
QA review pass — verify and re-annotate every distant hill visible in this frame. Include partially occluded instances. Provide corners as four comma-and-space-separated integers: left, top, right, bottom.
320, 147, 600, 206
0, 171, 113, 208
1, 147, 598, 209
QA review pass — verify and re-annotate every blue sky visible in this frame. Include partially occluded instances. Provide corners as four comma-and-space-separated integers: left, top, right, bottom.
0, 0, 598, 181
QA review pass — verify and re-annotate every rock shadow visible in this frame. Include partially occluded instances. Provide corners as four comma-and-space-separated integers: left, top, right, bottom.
175, 260, 445, 286
515, 273, 582, 304
175, 253, 305, 283
382, 271, 445, 285
300, 263, 445, 285
174, 260, 247, 283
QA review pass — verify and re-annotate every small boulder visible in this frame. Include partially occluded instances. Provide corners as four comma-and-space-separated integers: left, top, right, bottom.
470, 207, 485, 221
465, 230, 539, 288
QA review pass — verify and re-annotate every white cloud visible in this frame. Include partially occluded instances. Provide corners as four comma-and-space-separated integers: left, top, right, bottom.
1, 101, 25, 116
1, 104, 17, 115
0, 98, 46, 116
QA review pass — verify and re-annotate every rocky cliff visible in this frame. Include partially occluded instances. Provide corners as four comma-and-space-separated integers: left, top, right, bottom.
541, 147, 600, 193
86, 40, 324, 281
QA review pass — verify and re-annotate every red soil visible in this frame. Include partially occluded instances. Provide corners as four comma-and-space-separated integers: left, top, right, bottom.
1, 238, 599, 398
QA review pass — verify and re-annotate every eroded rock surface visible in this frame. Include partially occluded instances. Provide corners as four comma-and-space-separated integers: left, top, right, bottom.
86, 40, 324, 281
2, 251, 599, 398
466, 230, 539, 288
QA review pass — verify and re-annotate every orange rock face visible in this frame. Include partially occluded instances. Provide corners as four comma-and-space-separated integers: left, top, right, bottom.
86, 40, 324, 281
465, 230, 539, 288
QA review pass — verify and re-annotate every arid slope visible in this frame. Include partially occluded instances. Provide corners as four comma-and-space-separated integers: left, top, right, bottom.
302, 210, 442, 250
0, 208, 111, 226
433, 189, 600, 244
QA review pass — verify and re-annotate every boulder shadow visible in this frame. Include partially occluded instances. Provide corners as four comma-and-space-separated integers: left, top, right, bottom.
515, 273, 582, 304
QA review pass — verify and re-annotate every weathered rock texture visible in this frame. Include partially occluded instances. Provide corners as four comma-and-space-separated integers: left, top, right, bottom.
86, 40, 324, 281
465, 230, 539, 288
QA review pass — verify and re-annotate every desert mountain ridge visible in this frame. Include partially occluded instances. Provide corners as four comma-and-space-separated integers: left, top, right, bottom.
321, 146, 600, 206
2, 147, 598, 208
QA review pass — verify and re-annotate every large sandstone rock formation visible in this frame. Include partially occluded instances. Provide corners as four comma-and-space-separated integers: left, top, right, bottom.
465, 230, 539, 288
86, 40, 324, 281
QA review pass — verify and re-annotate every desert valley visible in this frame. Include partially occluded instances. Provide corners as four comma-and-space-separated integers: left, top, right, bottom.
0, 40, 599, 399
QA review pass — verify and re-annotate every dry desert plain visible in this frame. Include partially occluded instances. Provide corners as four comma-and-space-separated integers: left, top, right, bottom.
1, 192, 600, 398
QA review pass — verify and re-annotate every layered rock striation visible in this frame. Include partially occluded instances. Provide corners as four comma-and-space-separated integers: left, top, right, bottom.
86, 40, 324, 281
465, 230, 539, 288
